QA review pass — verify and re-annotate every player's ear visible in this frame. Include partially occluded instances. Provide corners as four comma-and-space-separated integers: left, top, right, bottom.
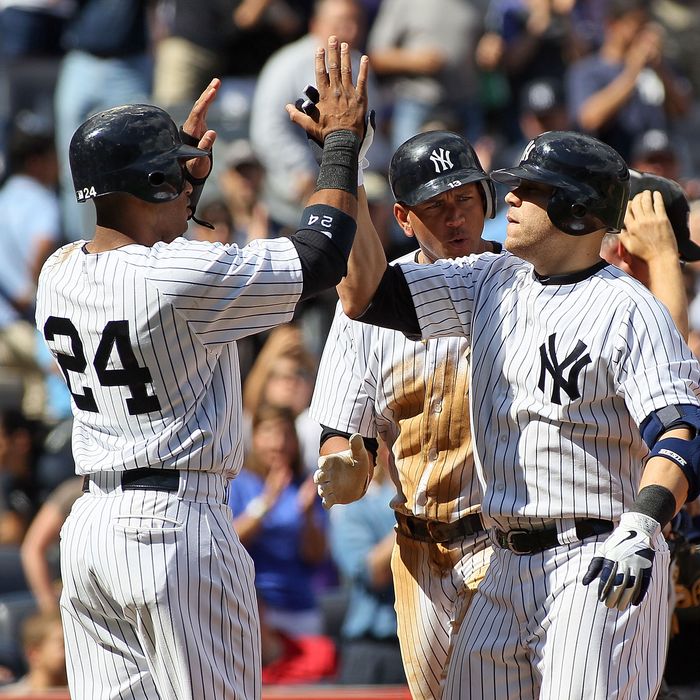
616, 239, 631, 263
394, 203, 414, 238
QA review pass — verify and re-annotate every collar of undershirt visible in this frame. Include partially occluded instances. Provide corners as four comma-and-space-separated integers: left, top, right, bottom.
533, 259, 609, 285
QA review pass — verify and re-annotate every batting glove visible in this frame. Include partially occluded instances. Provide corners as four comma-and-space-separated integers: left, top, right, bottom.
582, 511, 660, 611
296, 84, 375, 185
313, 433, 371, 509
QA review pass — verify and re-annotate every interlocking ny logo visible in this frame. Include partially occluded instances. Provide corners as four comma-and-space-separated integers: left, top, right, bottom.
429, 148, 453, 173
538, 333, 591, 404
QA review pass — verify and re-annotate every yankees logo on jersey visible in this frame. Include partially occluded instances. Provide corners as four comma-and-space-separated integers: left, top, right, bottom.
538, 333, 592, 404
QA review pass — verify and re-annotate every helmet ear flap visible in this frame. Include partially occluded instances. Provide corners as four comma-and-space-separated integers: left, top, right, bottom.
570, 203, 587, 219
482, 179, 497, 219
547, 189, 596, 236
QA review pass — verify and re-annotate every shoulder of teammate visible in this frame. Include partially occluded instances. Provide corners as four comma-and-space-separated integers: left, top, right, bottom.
38, 241, 84, 273
395, 245, 513, 288
602, 263, 684, 332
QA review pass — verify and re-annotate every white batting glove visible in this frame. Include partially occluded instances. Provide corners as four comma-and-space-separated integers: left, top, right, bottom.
357, 109, 375, 187
582, 511, 659, 611
313, 433, 371, 509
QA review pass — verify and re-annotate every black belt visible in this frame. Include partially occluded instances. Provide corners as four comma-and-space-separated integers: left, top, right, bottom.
82, 468, 181, 493
494, 518, 614, 555
395, 511, 484, 544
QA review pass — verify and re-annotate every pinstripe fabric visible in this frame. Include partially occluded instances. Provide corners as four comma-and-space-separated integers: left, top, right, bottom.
36, 236, 304, 699
61, 481, 261, 700
442, 533, 670, 700
379, 250, 700, 699
391, 531, 490, 699
310, 250, 492, 699
36, 238, 302, 480
397, 252, 700, 528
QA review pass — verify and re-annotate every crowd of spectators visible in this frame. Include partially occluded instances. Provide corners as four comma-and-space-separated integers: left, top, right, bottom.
1, 0, 700, 693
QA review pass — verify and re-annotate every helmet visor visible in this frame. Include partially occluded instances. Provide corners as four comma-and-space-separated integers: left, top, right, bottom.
398, 170, 490, 206
490, 163, 574, 190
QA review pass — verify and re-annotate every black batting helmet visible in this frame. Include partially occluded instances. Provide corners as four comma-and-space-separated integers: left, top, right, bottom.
69, 104, 210, 204
389, 131, 496, 218
491, 131, 630, 235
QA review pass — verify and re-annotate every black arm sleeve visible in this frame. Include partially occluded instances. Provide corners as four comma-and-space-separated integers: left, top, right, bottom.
357, 264, 421, 338
291, 229, 348, 301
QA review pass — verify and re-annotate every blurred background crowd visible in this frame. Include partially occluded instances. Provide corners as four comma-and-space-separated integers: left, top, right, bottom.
1, 0, 700, 694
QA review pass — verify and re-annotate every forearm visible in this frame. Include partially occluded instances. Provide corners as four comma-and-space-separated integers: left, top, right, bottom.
320, 435, 350, 456
369, 48, 436, 76
291, 130, 360, 299
336, 187, 388, 317
577, 69, 639, 131
646, 255, 688, 340
20, 538, 59, 612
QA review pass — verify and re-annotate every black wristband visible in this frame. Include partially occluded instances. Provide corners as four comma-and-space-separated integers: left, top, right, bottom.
315, 129, 360, 197
631, 484, 677, 529
320, 426, 379, 463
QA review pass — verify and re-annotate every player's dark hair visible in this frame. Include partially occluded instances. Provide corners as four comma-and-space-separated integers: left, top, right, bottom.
93, 192, 132, 225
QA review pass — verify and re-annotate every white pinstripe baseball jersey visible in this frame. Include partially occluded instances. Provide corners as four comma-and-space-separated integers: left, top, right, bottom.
363, 250, 699, 699
36, 236, 302, 479
311, 253, 481, 522
36, 235, 305, 700
392, 250, 700, 527
310, 249, 490, 700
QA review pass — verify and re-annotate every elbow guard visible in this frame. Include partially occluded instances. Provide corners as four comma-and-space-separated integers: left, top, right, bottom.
640, 404, 700, 445
648, 436, 700, 502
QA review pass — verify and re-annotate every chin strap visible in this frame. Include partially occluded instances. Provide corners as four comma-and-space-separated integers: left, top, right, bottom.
180, 128, 215, 230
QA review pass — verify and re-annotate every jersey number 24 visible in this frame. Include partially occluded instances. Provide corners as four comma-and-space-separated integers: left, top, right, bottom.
44, 316, 161, 416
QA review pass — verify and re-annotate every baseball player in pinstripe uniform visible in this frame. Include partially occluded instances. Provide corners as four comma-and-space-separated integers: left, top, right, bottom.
35, 38, 369, 700
310, 130, 499, 699
331, 130, 700, 699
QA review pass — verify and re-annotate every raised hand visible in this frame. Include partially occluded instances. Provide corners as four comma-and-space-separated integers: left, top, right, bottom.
182, 78, 220, 179
285, 35, 368, 145
621, 190, 678, 263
